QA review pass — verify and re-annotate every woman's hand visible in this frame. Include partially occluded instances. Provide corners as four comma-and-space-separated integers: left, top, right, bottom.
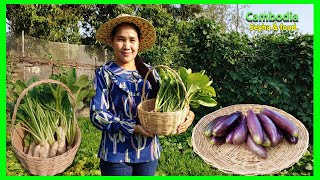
134, 125, 154, 137
176, 110, 195, 134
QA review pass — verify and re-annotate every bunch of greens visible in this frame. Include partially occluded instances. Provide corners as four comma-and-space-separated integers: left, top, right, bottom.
155, 68, 186, 112
49, 67, 95, 110
8, 67, 94, 158
178, 67, 217, 109
12, 77, 74, 158
154, 67, 217, 112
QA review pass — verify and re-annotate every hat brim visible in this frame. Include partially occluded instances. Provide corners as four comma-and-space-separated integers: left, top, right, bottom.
96, 15, 156, 52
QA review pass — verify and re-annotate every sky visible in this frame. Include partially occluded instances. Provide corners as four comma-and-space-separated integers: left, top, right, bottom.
6, 4, 314, 36
241, 4, 313, 35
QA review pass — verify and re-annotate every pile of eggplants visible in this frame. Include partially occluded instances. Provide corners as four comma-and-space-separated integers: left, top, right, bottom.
204, 108, 299, 159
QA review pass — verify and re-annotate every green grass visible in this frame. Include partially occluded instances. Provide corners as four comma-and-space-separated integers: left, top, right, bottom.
156, 125, 228, 176
6, 116, 313, 176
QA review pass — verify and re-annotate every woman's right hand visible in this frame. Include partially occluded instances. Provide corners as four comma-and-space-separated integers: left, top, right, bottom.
134, 125, 154, 137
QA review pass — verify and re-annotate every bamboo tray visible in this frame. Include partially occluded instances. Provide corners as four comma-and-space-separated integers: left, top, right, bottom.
191, 104, 309, 175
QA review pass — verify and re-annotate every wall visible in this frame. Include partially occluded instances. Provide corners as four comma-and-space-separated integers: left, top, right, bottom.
6, 34, 112, 81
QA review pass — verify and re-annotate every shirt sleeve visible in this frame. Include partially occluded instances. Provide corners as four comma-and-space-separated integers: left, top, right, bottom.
152, 69, 161, 83
90, 68, 136, 138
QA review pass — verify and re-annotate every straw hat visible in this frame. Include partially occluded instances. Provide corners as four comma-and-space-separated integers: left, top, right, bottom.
96, 14, 156, 51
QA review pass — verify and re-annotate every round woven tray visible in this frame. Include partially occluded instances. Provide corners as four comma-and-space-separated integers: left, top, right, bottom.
191, 104, 309, 175
10, 79, 82, 176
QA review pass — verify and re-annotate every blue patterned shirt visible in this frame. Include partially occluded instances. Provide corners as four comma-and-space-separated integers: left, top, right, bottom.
90, 61, 161, 163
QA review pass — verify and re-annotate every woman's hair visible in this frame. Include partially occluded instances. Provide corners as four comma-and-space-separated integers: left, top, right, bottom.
111, 22, 159, 98
111, 22, 141, 40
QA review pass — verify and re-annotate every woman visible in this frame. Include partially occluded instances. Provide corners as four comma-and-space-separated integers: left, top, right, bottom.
90, 14, 195, 176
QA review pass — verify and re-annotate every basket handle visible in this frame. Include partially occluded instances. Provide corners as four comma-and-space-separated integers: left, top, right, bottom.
11, 79, 77, 132
141, 65, 189, 108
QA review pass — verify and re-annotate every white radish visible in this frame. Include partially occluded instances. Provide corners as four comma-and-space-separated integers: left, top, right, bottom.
27, 142, 35, 157
57, 140, 66, 155
49, 141, 59, 157
57, 126, 66, 155
39, 147, 45, 158
44, 141, 50, 158
39, 141, 50, 158
33, 144, 41, 157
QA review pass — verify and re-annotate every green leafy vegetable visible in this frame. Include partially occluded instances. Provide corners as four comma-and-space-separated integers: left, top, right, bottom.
155, 66, 217, 112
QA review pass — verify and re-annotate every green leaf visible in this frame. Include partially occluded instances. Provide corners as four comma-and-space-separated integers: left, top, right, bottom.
178, 67, 190, 86
87, 89, 96, 99
77, 91, 89, 104
304, 150, 311, 156
76, 101, 84, 110
187, 73, 210, 89
14, 80, 27, 94
90, 170, 101, 176
158, 68, 168, 83
6, 101, 15, 115
203, 86, 216, 97
49, 74, 59, 80
288, 72, 296, 80
305, 163, 313, 171
69, 85, 81, 94
197, 97, 217, 107
77, 75, 90, 89
67, 68, 77, 84
26, 76, 39, 86
189, 101, 200, 109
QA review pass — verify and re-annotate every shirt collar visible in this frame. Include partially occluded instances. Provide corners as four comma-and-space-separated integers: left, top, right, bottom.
104, 61, 141, 80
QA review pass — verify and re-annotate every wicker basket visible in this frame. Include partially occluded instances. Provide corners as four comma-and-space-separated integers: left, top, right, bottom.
137, 65, 189, 135
191, 104, 309, 175
10, 79, 82, 176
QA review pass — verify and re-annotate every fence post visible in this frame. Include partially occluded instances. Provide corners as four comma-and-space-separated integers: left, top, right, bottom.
22, 30, 24, 57
67, 36, 69, 61
22, 30, 26, 80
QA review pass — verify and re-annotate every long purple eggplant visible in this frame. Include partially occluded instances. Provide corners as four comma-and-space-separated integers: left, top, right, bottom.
261, 108, 299, 137
225, 130, 235, 144
232, 115, 248, 145
212, 111, 242, 137
277, 129, 284, 144
257, 113, 279, 146
247, 109, 264, 145
246, 134, 267, 159
210, 136, 225, 145
261, 130, 271, 147
204, 115, 227, 137
284, 132, 299, 144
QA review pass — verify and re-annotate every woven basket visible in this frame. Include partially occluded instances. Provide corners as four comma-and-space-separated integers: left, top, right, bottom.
192, 104, 309, 175
137, 65, 189, 135
10, 79, 82, 176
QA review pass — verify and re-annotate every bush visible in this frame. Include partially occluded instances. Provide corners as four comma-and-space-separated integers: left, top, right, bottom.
179, 17, 313, 143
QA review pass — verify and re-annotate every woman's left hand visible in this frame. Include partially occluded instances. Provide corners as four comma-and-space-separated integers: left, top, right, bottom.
176, 110, 195, 134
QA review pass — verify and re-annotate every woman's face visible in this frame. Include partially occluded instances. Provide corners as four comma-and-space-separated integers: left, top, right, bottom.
112, 24, 139, 69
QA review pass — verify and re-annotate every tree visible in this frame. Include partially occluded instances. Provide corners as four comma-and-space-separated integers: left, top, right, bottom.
135, 5, 181, 66
160, 4, 203, 21
227, 4, 249, 33
6, 4, 83, 44
199, 5, 249, 33
179, 4, 203, 20
80, 4, 136, 45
